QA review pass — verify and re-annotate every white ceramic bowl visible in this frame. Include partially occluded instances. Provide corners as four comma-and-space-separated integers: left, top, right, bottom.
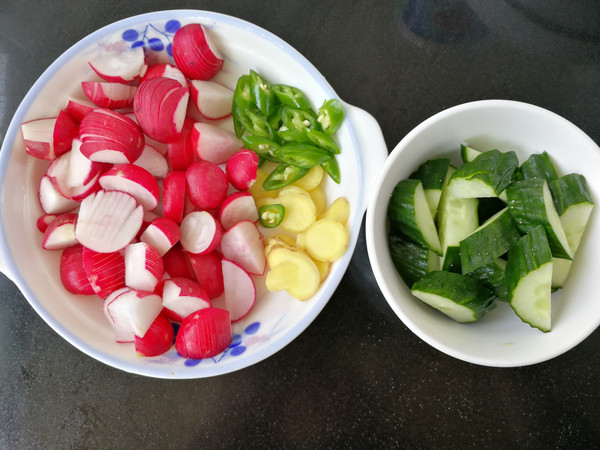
366, 100, 600, 367
0, 10, 387, 378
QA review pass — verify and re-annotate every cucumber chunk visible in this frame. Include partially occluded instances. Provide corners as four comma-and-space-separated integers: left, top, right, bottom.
446, 149, 519, 199
460, 144, 482, 163
505, 226, 553, 332
467, 258, 509, 302
506, 178, 573, 259
412, 271, 496, 323
517, 151, 559, 182
441, 245, 461, 273
410, 158, 451, 218
459, 208, 521, 274
388, 231, 439, 287
388, 179, 442, 254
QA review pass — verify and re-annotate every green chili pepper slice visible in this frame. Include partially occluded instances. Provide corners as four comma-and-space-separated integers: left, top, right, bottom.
262, 164, 309, 191
274, 143, 333, 169
321, 156, 341, 184
278, 127, 311, 144
249, 70, 277, 117
242, 135, 281, 162
304, 128, 340, 154
258, 203, 286, 228
244, 110, 277, 140
233, 75, 254, 111
317, 99, 344, 135
282, 107, 320, 133
272, 84, 311, 110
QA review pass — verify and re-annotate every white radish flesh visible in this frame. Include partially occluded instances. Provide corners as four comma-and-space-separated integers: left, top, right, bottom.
21, 110, 79, 160
103, 288, 163, 342
99, 164, 160, 210
124, 242, 164, 292
220, 220, 266, 275
140, 217, 181, 256
42, 213, 78, 250
222, 258, 256, 322
189, 79, 234, 120
218, 191, 259, 230
81, 81, 137, 109
180, 211, 223, 254
38, 174, 79, 215
89, 46, 147, 83
191, 122, 243, 165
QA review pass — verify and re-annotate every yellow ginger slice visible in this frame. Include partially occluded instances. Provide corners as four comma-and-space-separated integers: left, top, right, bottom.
292, 165, 324, 191
297, 218, 349, 262
319, 197, 350, 224
309, 186, 326, 216
277, 192, 316, 233
265, 248, 321, 300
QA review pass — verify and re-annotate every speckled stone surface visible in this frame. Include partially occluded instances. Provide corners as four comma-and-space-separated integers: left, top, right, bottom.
1, 1, 599, 448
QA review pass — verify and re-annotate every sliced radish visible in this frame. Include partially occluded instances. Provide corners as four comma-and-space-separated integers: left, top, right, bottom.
37, 214, 58, 233
125, 112, 168, 155
65, 96, 96, 122
134, 312, 174, 357
21, 110, 79, 160
167, 117, 196, 171
185, 160, 229, 210
75, 189, 144, 253
161, 277, 210, 322
141, 63, 188, 87
79, 108, 145, 164
42, 213, 78, 250
82, 247, 126, 298
133, 77, 189, 144
124, 242, 164, 292
162, 171, 187, 224
89, 46, 147, 84
188, 251, 224, 299
172, 23, 224, 81
220, 220, 266, 276
226, 149, 259, 191
218, 191, 259, 230
103, 288, 163, 342
38, 174, 79, 215
133, 144, 168, 179
99, 164, 160, 210
163, 244, 195, 279
191, 122, 243, 165
180, 211, 223, 255
67, 138, 109, 189
81, 81, 137, 109
222, 258, 256, 322
47, 150, 101, 201
186, 101, 236, 135
189, 79, 234, 120
175, 307, 231, 359
60, 244, 96, 295
140, 217, 181, 256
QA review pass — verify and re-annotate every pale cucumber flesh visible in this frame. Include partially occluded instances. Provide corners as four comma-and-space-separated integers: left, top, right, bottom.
510, 262, 552, 332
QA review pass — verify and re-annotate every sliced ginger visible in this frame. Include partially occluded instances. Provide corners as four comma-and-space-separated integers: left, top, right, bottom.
319, 197, 350, 224
277, 192, 316, 233
292, 165, 324, 191
308, 186, 326, 216
296, 218, 350, 262
265, 247, 321, 300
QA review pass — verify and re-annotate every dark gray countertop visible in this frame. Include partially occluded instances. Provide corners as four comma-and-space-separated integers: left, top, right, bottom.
1, 1, 599, 448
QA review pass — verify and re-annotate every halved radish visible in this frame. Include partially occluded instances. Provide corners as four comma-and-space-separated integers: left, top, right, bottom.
180, 211, 223, 255
79, 108, 145, 164
140, 217, 181, 256
42, 213, 78, 250
222, 258, 257, 322
82, 247, 126, 298
134, 312, 174, 357
103, 288, 163, 342
162, 171, 187, 223
226, 149, 259, 191
133, 144, 169, 179
37, 214, 58, 233
141, 63, 188, 87
21, 110, 79, 160
125, 112, 168, 155
220, 220, 266, 275
167, 117, 196, 171
175, 307, 231, 359
186, 101, 236, 135
133, 76, 189, 144
163, 244, 195, 279
81, 81, 137, 109
191, 122, 243, 165
89, 46, 147, 83
75, 189, 144, 253
65, 96, 96, 122
67, 138, 109, 189
161, 277, 211, 322
99, 164, 160, 210
172, 23, 224, 81
188, 251, 224, 299
38, 174, 79, 215
60, 244, 96, 295
185, 160, 228, 210
218, 191, 259, 230
189, 79, 234, 120
47, 150, 101, 201
124, 242, 164, 292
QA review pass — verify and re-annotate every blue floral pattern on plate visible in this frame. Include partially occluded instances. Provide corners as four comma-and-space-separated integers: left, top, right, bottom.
121, 19, 182, 56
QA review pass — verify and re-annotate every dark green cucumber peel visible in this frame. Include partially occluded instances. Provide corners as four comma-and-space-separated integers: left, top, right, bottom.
410, 158, 451, 190
516, 151, 559, 182
388, 231, 436, 287
548, 173, 593, 216
467, 259, 509, 302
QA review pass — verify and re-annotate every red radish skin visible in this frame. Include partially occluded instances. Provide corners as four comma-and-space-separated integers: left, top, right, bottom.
167, 117, 196, 171
222, 258, 257, 322
218, 191, 259, 230
81, 81, 137, 109
103, 288, 163, 342
220, 220, 266, 276
134, 313, 174, 357
79, 108, 145, 164
161, 278, 211, 322
124, 242, 164, 292
82, 247, 126, 299
163, 244, 195, 279
188, 251, 224, 299
175, 307, 231, 359
180, 211, 223, 254
125, 112, 168, 156
226, 149, 259, 191
134, 77, 189, 144
189, 79, 234, 120
65, 97, 96, 122
162, 171, 187, 223
191, 122, 243, 165
88, 46, 147, 84
133, 144, 169, 179
21, 110, 79, 160
38, 174, 79, 215
140, 217, 181, 256
37, 214, 58, 233
60, 244, 96, 295
42, 213, 78, 250
172, 24, 224, 81
99, 164, 160, 210
186, 160, 229, 211
75, 189, 144, 253
141, 63, 188, 87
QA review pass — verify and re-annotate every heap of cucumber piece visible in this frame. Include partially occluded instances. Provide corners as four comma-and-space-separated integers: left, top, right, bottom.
387, 145, 594, 332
